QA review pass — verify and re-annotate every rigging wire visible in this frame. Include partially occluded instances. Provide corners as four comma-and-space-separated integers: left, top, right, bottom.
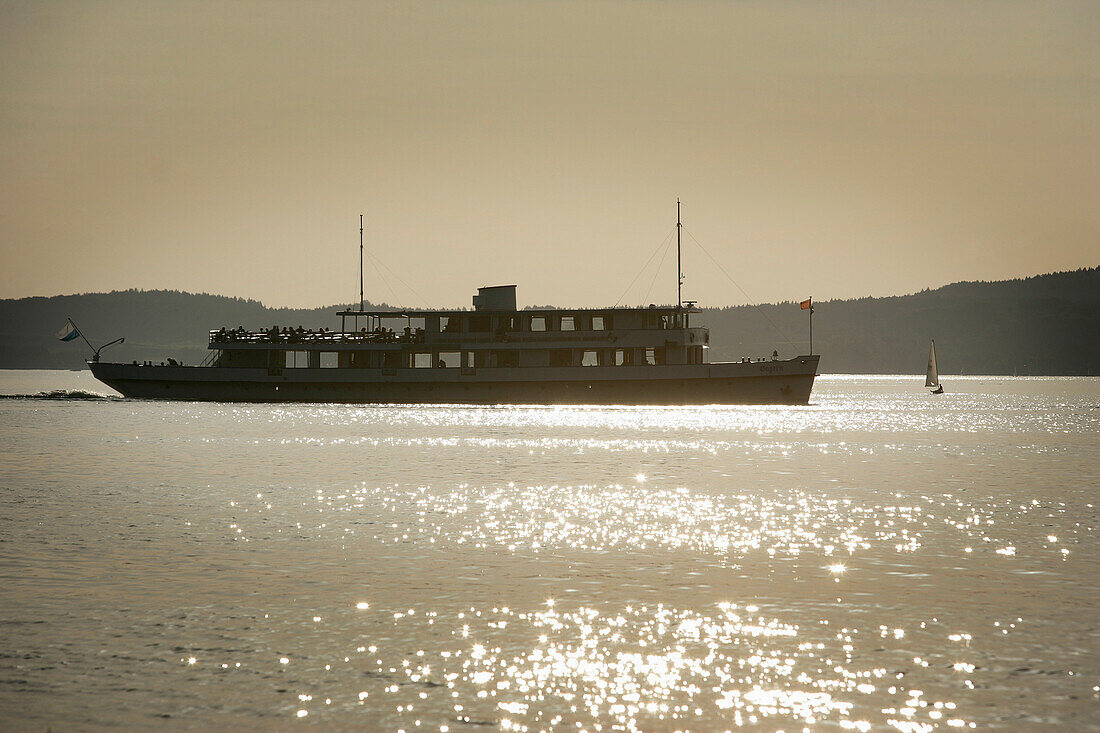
683, 227, 800, 348
642, 236, 675, 306
365, 249, 397, 304
613, 228, 675, 307
365, 247, 428, 307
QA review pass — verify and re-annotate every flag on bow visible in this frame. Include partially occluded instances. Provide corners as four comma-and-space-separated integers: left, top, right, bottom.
800, 298, 812, 311
57, 321, 81, 341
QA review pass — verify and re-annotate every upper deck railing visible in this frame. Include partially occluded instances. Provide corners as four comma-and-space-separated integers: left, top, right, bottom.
210, 327, 425, 347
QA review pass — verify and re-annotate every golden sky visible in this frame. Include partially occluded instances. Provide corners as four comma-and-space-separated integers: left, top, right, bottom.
2, 0, 1097, 308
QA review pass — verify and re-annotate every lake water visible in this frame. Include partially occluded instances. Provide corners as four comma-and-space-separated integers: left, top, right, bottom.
1, 370, 1098, 731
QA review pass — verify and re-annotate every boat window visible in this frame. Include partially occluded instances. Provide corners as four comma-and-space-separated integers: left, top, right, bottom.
440, 316, 454, 333
592, 316, 605, 331
560, 315, 575, 331
412, 353, 433, 368
286, 350, 310, 368
614, 349, 632, 366
643, 348, 656, 366
493, 317, 512, 338
319, 352, 338, 368
521, 349, 551, 367
530, 316, 546, 332
581, 350, 600, 367
550, 349, 571, 367
437, 351, 460, 368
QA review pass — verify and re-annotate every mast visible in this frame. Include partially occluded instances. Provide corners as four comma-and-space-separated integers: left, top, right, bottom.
676, 199, 682, 308
359, 213, 365, 312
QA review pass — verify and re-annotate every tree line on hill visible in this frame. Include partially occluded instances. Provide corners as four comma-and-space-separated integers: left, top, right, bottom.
699, 267, 1099, 375
1, 267, 1096, 375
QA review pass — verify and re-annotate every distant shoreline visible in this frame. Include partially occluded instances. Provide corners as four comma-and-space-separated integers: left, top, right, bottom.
2, 267, 1097, 375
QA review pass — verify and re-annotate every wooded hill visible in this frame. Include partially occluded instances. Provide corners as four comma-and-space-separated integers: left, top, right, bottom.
2, 267, 1097, 375
699, 267, 1098, 375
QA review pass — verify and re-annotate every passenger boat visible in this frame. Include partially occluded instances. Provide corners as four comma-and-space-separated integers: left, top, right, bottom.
88, 209, 820, 404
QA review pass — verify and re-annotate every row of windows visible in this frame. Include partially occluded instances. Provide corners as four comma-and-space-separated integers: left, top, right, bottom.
281, 347, 704, 369
528, 315, 605, 332
443, 313, 686, 333
441, 314, 609, 333
351, 312, 688, 337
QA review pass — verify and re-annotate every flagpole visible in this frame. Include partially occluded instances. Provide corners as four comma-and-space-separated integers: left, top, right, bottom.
68, 317, 97, 355
809, 298, 813, 355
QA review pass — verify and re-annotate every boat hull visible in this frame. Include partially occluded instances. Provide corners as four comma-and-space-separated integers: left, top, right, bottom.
89, 357, 820, 406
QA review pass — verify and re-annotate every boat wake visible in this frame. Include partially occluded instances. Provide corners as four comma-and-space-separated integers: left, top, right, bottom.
0, 389, 121, 401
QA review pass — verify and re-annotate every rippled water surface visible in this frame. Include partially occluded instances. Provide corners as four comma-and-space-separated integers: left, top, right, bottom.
1, 371, 1098, 731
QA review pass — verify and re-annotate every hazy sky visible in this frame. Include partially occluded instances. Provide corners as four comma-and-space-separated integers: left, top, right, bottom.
2, 1, 1097, 309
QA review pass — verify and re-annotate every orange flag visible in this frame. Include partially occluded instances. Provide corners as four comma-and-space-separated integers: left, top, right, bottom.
800, 298, 812, 310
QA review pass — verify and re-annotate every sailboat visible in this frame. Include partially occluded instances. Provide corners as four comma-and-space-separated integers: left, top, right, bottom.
926, 340, 945, 394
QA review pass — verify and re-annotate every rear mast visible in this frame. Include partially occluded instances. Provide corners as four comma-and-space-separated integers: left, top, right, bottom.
676, 199, 683, 308
359, 213, 365, 313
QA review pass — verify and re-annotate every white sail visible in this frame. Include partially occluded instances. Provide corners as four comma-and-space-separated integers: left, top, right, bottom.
925, 340, 939, 388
